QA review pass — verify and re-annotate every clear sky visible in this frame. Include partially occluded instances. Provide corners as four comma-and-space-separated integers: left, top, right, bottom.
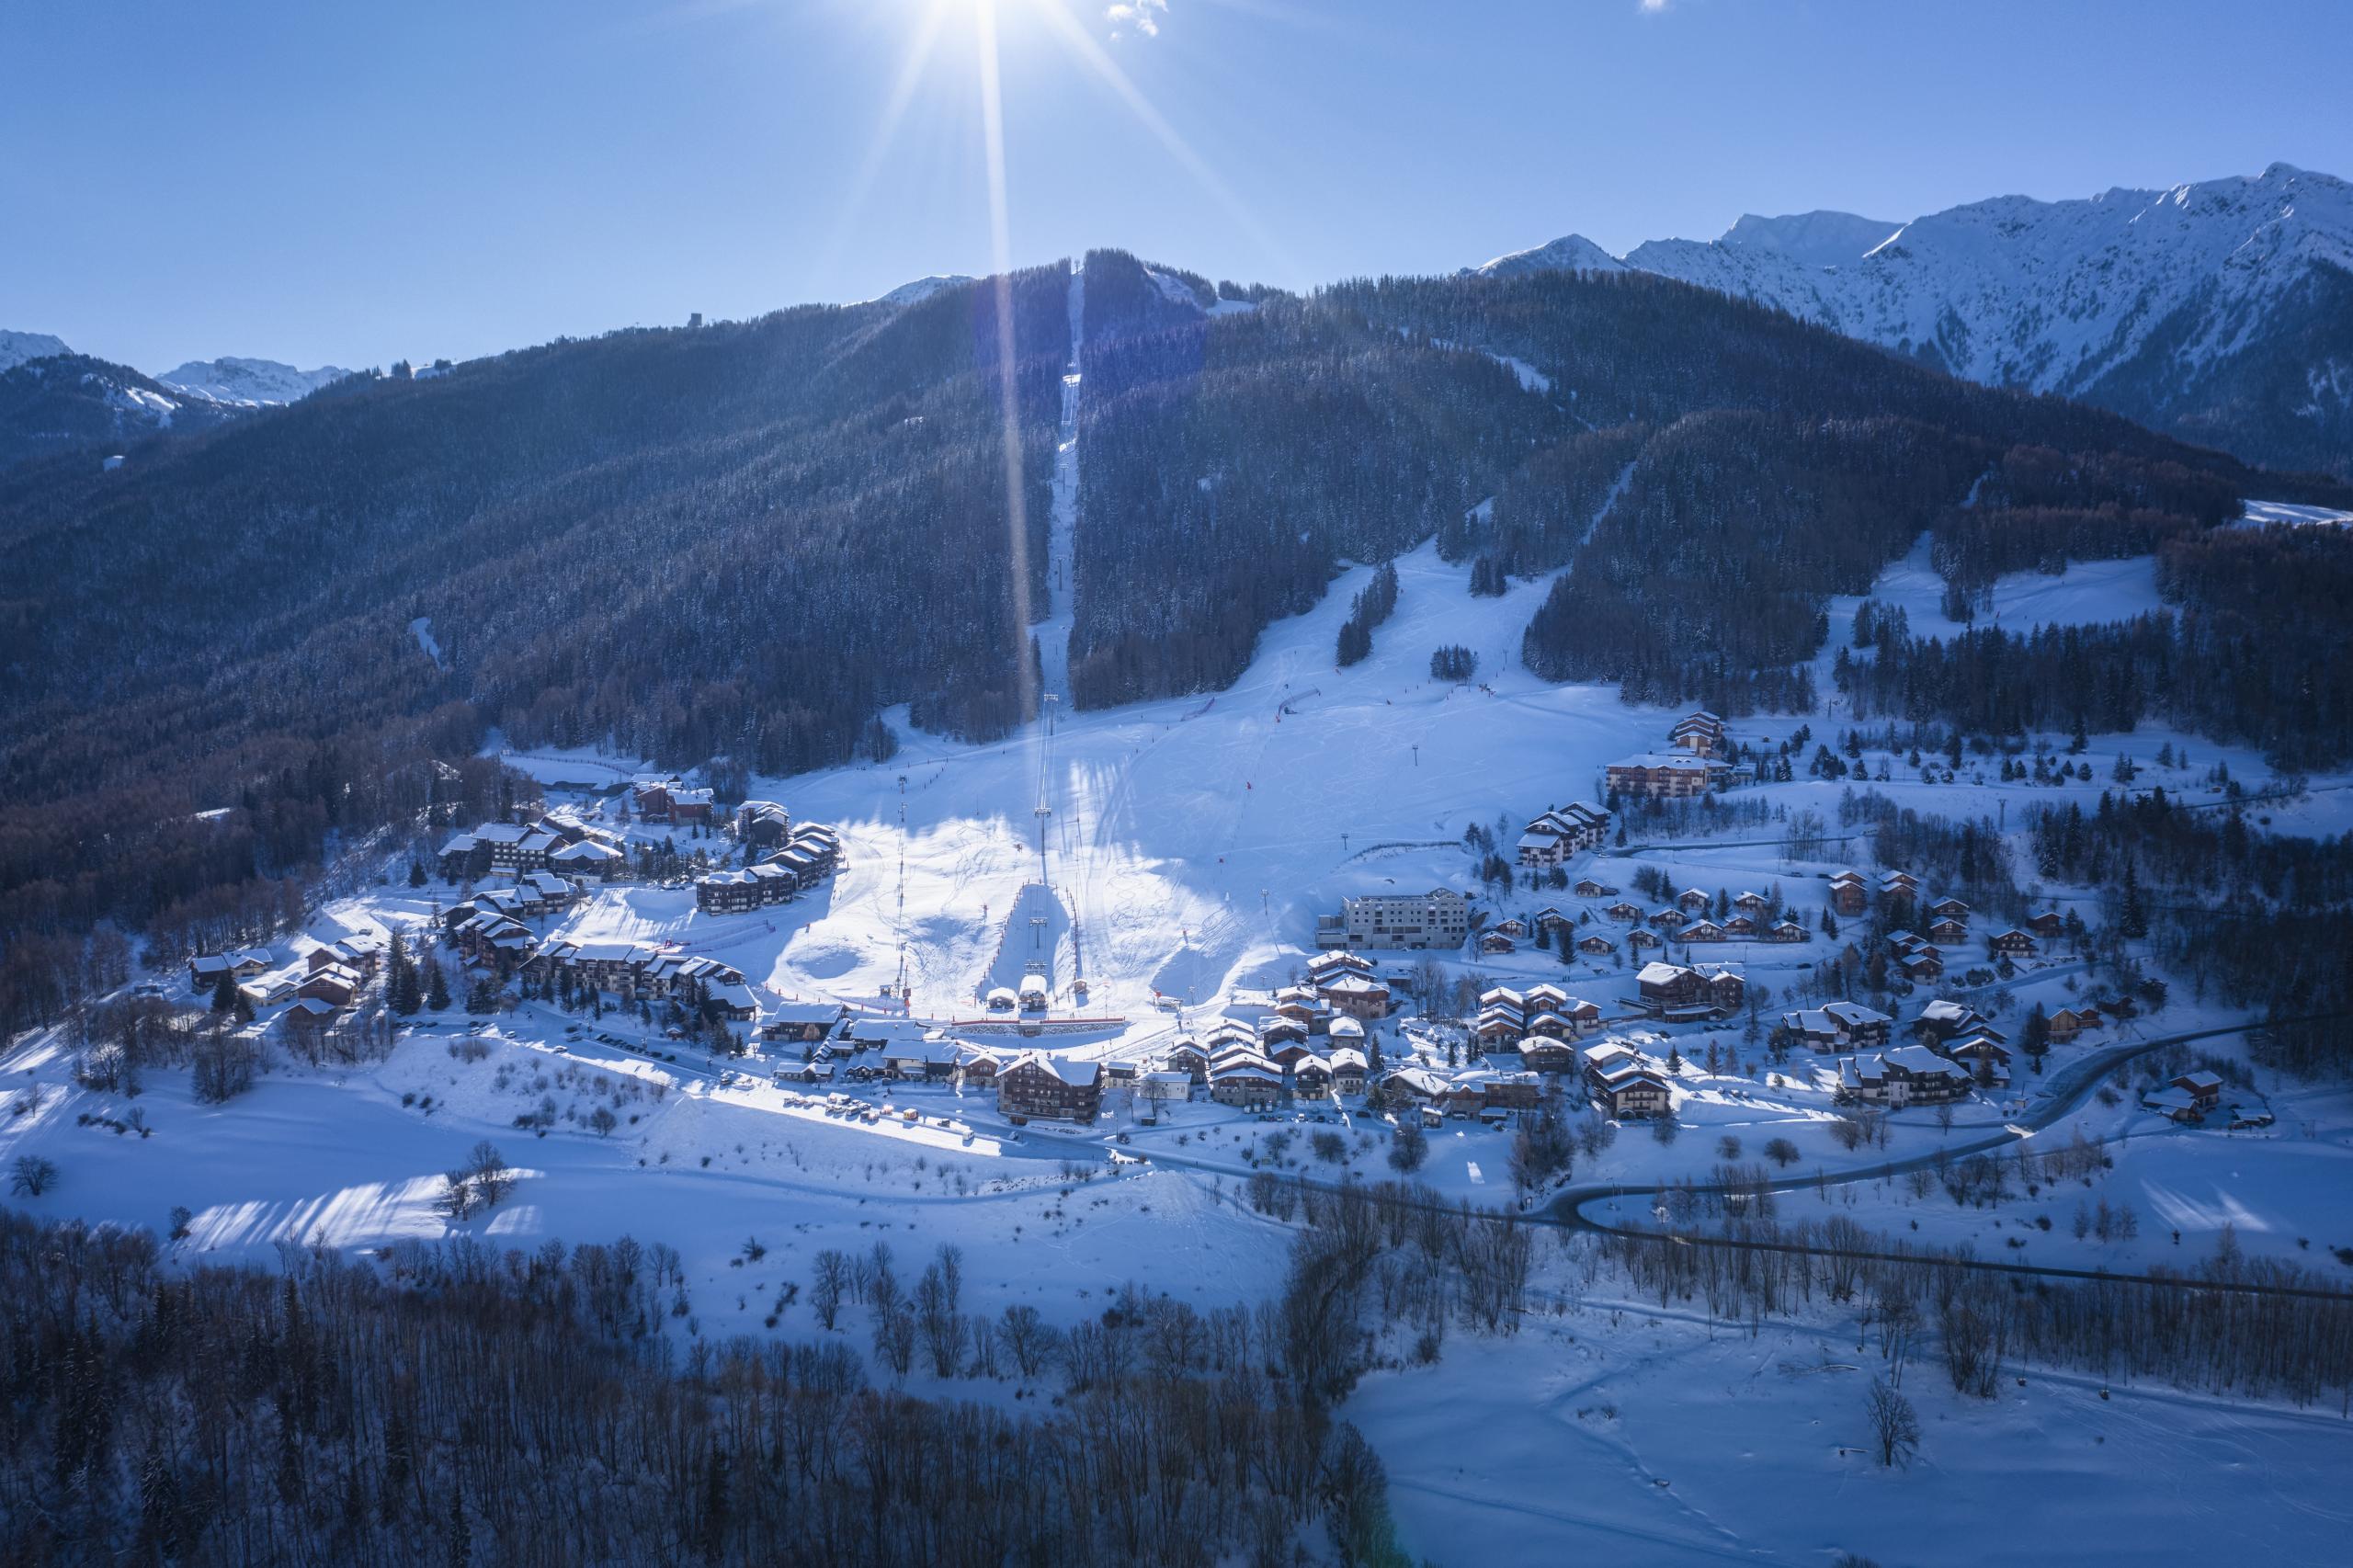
5, 0, 2347, 374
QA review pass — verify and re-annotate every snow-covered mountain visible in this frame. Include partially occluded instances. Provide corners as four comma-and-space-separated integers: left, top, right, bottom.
0, 330, 73, 374
1474, 164, 2353, 475
155, 355, 349, 407
871, 275, 976, 309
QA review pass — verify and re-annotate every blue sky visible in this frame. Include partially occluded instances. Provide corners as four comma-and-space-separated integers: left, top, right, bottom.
5, 0, 2347, 373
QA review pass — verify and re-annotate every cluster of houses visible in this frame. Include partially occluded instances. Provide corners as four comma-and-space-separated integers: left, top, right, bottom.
188, 931, 393, 1028
1514, 801, 1611, 868
2141, 1070, 2269, 1129
440, 816, 628, 883
1830, 998, 2028, 1107
1824, 869, 2060, 972
1626, 885, 1812, 949
631, 778, 717, 824
1605, 711, 1746, 800
443, 871, 593, 966
522, 938, 760, 1020
694, 810, 842, 915
1634, 960, 1746, 1022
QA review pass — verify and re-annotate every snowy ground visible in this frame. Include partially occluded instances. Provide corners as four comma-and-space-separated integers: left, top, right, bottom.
1351, 1290, 2353, 1567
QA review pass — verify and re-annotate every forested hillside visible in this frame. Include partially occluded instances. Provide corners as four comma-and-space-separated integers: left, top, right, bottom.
5, 254, 2350, 1032
0, 267, 1067, 1017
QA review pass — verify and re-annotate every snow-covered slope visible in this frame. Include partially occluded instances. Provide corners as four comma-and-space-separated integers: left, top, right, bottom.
1480, 164, 2353, 474
1719, 209, 1901, 267
0, 330, 74, 373
156, 355, 348, 407
1466, 233, 1626, 278
872, 274, 977, 309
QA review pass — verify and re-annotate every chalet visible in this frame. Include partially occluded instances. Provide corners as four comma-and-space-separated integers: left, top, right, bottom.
516, 869, 579, 909
1766, 920, 1810, 944
1291, 1057, 1334, 1095
284, 996, 343, 1029
1327, 1015, 1366, 1051
1648, 907, 1687, 930
1605, 753, 1730, 800
1533, 906, 1571, 933
1582, 1045, 1670, 1119
1136, 1069, 1189, 1111
1211, 1059, 1284, 1109
2173, 1071, 2225, 1113
1495, 916, 1529, 939
2027, 910, 2066, 939
1722, 914, 1758, 938
189, 949, 271, 991
1990, 928, 2039, 960
1162, 1041, 1210, 1084
881, 1039, 961, 1081
1523, 982, 1566, 1011
1267, 1038, 1318, 1071
760, 1001, 846, 1044
306, 935, 385, 976
1327, 1049, 1368, 1096
735, 801, 792, 848
773, 1059, 838, 1085
1926, 916, 1970, 946
1517, 1037, 1577, 1074
1480, 932, 1517, 955
1840, 1044, 1970, 1107
1668, 710, 1727, 757
298, 966, 360, 1008
1827, 871, 1869, 917
1901, 951, 1945, 983
1943, 1035, 2012, 1087
1607, 901, 1646, 923
1203, 1020, 1258, 1055
1679, 917, 1728, 943
1635, 961, 1744, 1021
452, 913, 532, 966
1379, 1066, 1449, 1111
705, 983, 758, 1023
1516, 801, 1610, 867
1317, 971, 1391, 1020
1628, 928, 1664, 950
1912, 1000, 2000, 1045
1880, 869, 1921, 897
1476, 1072, 1541, 1112
1730, 891, 1767, 915
1259, 1014, 1310, 1050
1780, 1001, 1893, 1051
239, 970, 301, 1008
997, 1053, 1102, 1122
1473, 1008, 1526, 1045
1574, 879, 1614, 900
1577, 933, 1617, 957
2224, 1103, 2275, 1131
1308, 949, 1375, 983
1927, 897, 1970, 923
2045, 1007, 2095, 1044
631, 778, 716, 824
1670, 890, 1706, 915
549, 838, 626, 880
2141, 1086, 2202, 1123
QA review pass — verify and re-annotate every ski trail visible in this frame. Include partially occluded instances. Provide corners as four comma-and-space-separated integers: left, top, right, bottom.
1035, 258, 1084, 708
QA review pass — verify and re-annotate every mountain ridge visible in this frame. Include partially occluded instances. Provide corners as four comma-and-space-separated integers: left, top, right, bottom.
1472, 163, 2353, 475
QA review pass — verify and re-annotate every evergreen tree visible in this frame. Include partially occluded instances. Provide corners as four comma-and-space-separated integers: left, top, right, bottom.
210, 969, 239, 1013
426, 960, 451, 1012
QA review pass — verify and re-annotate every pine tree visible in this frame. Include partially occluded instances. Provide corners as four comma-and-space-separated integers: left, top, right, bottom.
210, 969, 239, 1013
2119, 860, 2149, 940
426, 960, 451, 1012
